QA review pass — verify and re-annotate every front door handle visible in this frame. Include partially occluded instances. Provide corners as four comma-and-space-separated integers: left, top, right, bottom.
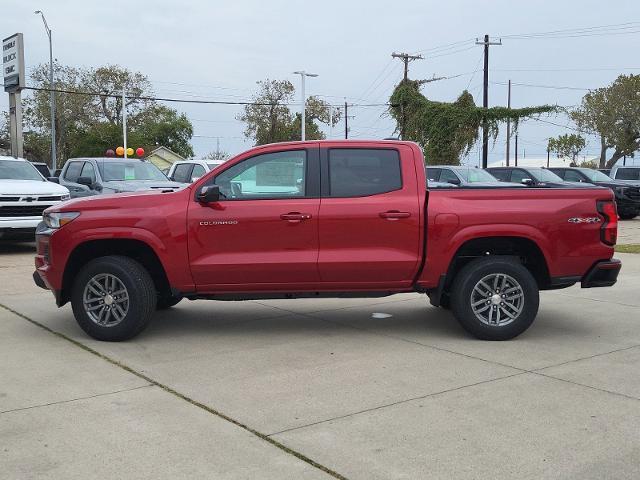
379, 210, 411, 220
280, 212, 312, 223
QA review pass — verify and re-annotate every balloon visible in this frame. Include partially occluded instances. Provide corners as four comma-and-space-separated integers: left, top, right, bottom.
136, 147, 145, 157
105, 149, 115, 157
115, 146, 124, 156
126, 147, 134, 157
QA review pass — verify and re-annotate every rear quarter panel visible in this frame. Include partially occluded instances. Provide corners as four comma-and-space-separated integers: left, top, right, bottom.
418, 187, 616, 288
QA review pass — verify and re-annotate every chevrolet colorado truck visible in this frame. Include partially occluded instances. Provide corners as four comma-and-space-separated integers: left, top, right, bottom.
34, 140, 621, 342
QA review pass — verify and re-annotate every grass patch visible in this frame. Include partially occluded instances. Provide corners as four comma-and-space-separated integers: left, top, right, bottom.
615, 244, 640, 254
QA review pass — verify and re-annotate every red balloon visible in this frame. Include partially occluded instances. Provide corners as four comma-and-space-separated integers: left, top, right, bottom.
136, 147, 145, 157
105, 149, 115, 157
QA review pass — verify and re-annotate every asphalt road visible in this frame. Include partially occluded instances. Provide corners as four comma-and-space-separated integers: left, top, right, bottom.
2, 224, 640, 479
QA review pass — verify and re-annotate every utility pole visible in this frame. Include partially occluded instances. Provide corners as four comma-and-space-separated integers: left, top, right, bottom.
392, 52, 423, 81
35, 11, 56, 170
344, 101, 349, 139
546, 147, 550, 168
476, 35, 502, 168
122, 90, 127, 158
514, 133, 518, 166
391, 52, 423, 139
505, 80, 511, 166
293, 71, 318, 141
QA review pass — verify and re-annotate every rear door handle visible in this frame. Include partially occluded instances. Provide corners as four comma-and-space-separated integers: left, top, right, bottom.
379, 210, 411, 220
280, 212, 312, 222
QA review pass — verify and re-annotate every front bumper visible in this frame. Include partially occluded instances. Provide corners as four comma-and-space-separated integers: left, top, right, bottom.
581, 259, 622, 288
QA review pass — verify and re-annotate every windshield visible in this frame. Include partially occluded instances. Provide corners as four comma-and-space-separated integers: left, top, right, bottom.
616, 168, 640, 180
580, 169, 613, 182
98, 161, 168, 181
456, 168, 499, 183
530, 168, 563, 182
0, 160, 44, 181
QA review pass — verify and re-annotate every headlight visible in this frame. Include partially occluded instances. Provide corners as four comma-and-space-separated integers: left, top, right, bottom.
61, 193, 70, 201
43, 211, 80, 229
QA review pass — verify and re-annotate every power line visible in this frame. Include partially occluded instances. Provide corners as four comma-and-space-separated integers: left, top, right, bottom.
491, 81, 591, 91
500, 21, 640, 39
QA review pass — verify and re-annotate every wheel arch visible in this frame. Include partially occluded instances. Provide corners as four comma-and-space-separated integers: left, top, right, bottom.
60, 239, 172, 306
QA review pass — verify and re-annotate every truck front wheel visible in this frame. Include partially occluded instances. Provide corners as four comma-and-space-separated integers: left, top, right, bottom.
450, 257, 539, 340
71, 256, 156, 341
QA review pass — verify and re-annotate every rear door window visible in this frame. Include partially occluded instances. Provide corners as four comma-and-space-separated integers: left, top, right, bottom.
172, 163, 193, 183
64, 162, 83, 183
616, 168, 640, 180
328, 149, 401, 197
426, 168, 441, 182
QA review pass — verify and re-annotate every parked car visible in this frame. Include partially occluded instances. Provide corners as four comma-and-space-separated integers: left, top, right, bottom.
610, 166, 640, 183
549, 167, 640, 220
427, 165, 524, 188
167, 159, 226, 184
31, 162, 52, 179
35, 140, 620, 342
0, 156, 70, 241
58, 157, 183, 198
486, 166, 594, 188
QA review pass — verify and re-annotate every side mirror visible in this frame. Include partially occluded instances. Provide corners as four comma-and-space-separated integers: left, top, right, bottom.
47, 177, 60, 184
197, 185, 221, 203
77, 176, 93, 187
521, 178, 534, 186
447, 178, 461, 185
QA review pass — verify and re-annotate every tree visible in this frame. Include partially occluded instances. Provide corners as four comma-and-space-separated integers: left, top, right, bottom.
204, 150, 230, 161
547, 134, 586, 163
389, 79, 556, 165
571, 74, 640, 168
22, 63, 194, 166
239, 79, 341, 145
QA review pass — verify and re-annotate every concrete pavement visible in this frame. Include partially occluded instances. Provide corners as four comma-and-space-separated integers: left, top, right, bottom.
1, 239, 640, 479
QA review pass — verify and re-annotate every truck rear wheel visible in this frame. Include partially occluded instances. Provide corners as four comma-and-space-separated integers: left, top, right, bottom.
450, 257, 539, 340
71, 256, 156, 341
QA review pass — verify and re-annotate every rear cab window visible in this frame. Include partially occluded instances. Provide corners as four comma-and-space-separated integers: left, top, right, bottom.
327, 148, 401, 197
615, 168, 640, 181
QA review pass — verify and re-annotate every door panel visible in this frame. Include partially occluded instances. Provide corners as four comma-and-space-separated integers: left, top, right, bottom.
318, 146, 422, 286
187, 147, 320, 290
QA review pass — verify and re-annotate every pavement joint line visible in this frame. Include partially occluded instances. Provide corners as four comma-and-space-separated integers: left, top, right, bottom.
0, 384, 154, 415
0, 303, 350, 480
253, 295, 418, 316
267, 371, 528, 437
532, 344, 640, 373
531, 371, 640, 402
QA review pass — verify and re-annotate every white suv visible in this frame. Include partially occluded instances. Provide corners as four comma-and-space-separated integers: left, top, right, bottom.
167, 159, 226, 183
0, 156, 70, 241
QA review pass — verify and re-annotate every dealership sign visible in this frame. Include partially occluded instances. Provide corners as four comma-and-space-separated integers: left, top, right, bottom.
3, 33, 25, 92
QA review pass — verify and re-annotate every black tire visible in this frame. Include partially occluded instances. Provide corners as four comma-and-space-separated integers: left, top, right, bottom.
156, 294, 182, 310
71, 255, 156, 341
619, 212, 638, 220
450, 257, 539, 340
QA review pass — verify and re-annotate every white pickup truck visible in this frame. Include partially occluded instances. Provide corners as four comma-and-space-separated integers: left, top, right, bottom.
0, 156, 70, 241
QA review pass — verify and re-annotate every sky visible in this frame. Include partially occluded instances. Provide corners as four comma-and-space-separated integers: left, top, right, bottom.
2, 0, 639, 165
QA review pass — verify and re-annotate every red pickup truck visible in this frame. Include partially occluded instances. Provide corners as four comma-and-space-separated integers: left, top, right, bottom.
34, 140, 621, 342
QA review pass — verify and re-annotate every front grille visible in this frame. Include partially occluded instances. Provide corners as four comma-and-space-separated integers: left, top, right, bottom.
0, 196, 21, 202
0, 205, 51, 217
625, 187, 640, 201
37, 196, 62, 201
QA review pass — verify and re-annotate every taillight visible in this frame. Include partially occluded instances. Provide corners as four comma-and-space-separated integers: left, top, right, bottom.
597, 200, 618, 246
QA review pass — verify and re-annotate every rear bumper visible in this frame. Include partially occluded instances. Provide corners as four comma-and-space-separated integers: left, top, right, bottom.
581, 259, 621, 288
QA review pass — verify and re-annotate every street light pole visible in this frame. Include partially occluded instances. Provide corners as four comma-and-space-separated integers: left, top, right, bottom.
35, 11, 56, 171
293, 71, 318, 141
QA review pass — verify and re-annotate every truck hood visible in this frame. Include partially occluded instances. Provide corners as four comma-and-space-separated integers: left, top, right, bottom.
48, 187, 188, 212
0, 179, 69, 195
101, 179, 184, 192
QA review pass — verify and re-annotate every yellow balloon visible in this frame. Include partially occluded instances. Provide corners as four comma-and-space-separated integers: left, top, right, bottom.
126, 147, 134, 157
115, 146, 124, 156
